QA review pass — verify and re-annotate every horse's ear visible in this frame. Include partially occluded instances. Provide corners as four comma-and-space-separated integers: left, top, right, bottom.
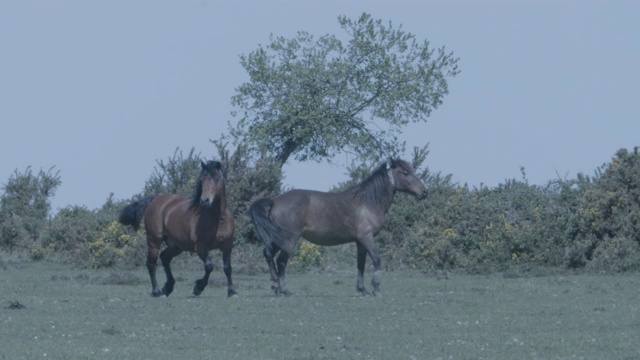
201, 161, 207, 169
389, 158, 398, 169
214, 161, 222, 170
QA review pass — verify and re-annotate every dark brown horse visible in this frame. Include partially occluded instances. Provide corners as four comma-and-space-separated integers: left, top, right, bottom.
249, 158, 427, 296
119, 160, 236, 297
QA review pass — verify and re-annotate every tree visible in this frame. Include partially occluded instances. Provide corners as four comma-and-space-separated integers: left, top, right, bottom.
143, 148, 202, 197
0, 166, 61, 249
230, 12, 460, 166
569, 147, 640, 270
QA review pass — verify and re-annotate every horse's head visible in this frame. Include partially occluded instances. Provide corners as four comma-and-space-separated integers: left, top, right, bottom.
197, 160, 225, 207
389, 158, 428, 200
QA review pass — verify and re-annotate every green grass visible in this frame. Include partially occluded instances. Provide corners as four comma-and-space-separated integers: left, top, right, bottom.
1, 259, 640, 359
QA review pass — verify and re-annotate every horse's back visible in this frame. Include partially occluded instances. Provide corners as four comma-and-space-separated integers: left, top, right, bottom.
273, 189, 349, 214
272, 189, 360, 245
145, 194, 188, 220
270, 190, 312, 230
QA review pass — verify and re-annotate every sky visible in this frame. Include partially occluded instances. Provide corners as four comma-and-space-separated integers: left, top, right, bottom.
1, 0, 638, 212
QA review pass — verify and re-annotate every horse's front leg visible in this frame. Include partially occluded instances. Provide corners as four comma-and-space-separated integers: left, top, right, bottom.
356, 242, 369, 296
222, 248, 237, 297
370, 249, 382, 297
194, 245, 212, 296
159, 246, 182, 297
357, 237, 382, 297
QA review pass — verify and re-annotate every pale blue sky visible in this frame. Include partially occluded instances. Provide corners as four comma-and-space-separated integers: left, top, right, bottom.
1, 0, 638, 211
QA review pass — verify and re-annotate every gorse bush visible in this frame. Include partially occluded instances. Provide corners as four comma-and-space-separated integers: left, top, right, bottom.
88, 221, 145, 269
569, 147, 640, 270
290, 241, 325, 272
377, 153, 635, 273
2, 146, 640, 274
0, 167, 60, 249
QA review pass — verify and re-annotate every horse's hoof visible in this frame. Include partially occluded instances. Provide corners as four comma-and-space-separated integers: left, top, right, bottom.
193, 279, 207, 296
162, 282, 175, 297
228, 290, 238, 298
151, 289, 163, 297
271, 285, 292, 297
372, 290, 382, 297
357, 288, 370, 297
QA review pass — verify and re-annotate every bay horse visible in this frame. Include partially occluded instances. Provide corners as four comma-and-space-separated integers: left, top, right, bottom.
249, 158, 427, 296
118, 160, 236, 297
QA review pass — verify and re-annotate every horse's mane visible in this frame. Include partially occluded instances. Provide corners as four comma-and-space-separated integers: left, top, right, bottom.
190, 160, 225, 209
348, 161, 394, 210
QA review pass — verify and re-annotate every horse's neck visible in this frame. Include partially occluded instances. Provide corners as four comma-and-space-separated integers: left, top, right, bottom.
361, 176, 395, 215
198, 198, 224, 219
379, 186, 395, 215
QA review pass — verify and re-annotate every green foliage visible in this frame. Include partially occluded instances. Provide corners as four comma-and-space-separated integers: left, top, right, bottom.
231, 12, 460, 166
377, 147, 640, 274
587, 235, 640, 272
365, 157, 582, 273
0, 166, 60, 249
31, 194, 133, 266
2, 129, 637, 274
36, 205, 97, 261
569, 147, 640, 270
144, 148, 202, 197
87, 220, 145, 268
290, 241, 325, 272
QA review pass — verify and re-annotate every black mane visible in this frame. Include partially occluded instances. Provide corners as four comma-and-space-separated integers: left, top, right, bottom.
349, 162, 394, 211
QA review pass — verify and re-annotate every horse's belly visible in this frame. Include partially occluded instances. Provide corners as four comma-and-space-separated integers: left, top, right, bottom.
302, 229, 354, 246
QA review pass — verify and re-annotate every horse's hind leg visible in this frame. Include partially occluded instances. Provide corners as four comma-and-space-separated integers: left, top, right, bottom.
160, 246, 182, 297
222, 248, 237, 297
263, 246, 279, 283
147, 244, 164, 297
193, 246, 212, 296
275, 251, 292, 296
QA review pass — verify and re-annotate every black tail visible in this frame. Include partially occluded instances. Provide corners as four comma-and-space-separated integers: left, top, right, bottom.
249, 198, 292, 252
118, 196, 155, 231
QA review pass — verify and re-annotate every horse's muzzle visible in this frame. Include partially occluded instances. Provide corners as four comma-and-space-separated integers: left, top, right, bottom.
417, 189, 428, 200
200, 197, 215, 207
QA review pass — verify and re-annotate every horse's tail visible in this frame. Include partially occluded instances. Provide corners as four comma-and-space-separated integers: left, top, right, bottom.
249, 198, 292, 252
118, 196, 155, 231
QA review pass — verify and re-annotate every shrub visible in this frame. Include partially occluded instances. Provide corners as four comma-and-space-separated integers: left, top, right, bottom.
87, 221, 145, 268
39, 206, 97, 258
290, 241, 325, 272
569, 147, 640, 270
412, 227, 461, 270
0, 167, 60, 249
144, 148, 202, 197
587, 236, 640, 272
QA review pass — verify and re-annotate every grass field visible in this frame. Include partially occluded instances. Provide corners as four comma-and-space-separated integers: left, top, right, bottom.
1, 258, 639, 360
